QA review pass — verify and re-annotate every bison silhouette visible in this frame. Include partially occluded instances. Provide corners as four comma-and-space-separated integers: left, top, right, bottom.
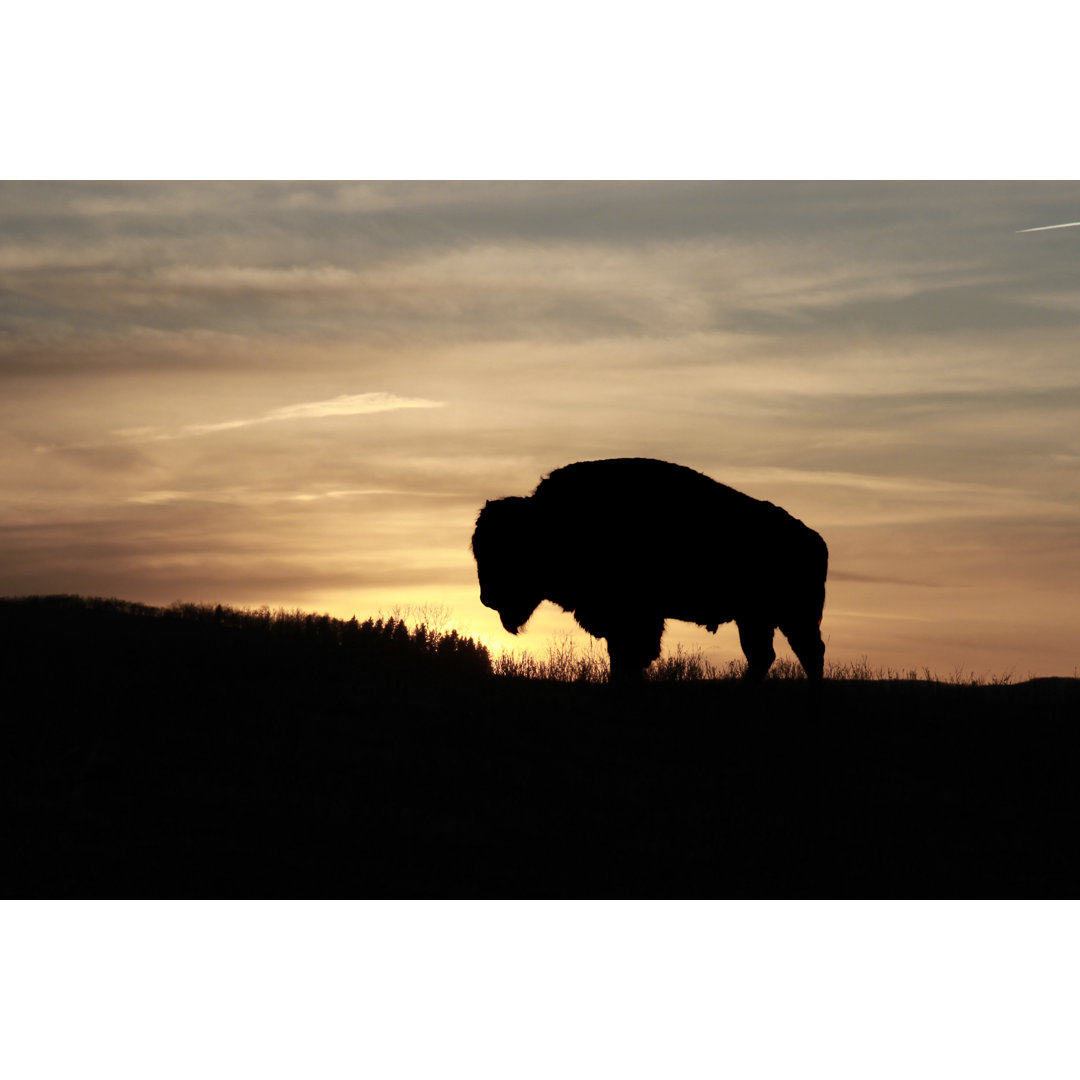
472, 458, 828, 682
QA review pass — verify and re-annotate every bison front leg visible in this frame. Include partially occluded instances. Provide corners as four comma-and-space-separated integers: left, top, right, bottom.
737, 619, 776, 681
604, 617, 665, 684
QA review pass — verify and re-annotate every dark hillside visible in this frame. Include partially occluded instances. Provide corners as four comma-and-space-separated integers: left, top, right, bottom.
3, 596, 1078, 897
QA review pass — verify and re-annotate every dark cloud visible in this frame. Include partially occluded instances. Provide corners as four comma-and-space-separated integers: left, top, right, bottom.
5, 181, 1080, 371
726, 282, 1080, 338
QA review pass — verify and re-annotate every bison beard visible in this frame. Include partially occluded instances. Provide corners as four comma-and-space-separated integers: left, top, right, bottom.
472, 458, 828, 683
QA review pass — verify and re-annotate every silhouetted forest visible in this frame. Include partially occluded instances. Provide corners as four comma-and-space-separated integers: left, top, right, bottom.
1, 594, 491, 685
4, 595, 1078, 897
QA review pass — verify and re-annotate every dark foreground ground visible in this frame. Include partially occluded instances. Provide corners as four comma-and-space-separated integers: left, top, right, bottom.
4, 599, 1078, 897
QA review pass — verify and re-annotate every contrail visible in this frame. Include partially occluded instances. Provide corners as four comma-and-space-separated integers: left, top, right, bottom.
1016, 221, 1080, 233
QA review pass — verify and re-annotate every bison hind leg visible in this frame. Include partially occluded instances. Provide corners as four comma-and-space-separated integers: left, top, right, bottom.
737, 619, 776, 681
605, 616, 665, 683
779, 618, 825, 683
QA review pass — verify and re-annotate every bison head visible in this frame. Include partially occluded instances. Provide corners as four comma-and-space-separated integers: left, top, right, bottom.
471, 496, 544, 634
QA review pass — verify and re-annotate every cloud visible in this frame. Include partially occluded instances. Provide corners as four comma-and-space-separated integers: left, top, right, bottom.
127, 487, 459, 506
829, 570, 942, 587
6, 183, 1080, 367
718, 465, 1017, 498
33, 392, 444, 453
174, 392, 443, 437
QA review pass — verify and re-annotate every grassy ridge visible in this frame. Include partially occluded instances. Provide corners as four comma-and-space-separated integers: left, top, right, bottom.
3, 595, 1078, 897
0, 594, 1027, 685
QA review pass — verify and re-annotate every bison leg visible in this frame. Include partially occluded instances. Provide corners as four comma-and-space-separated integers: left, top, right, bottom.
737, 619, 776, 681
605, 617, 665, 683
779, 619, 825, 683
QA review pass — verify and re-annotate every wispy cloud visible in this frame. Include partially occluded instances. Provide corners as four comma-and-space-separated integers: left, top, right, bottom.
139, 391, 443, 440
829, 570, 941, 587
38, 392, 444, 453
127, 486, 457, 506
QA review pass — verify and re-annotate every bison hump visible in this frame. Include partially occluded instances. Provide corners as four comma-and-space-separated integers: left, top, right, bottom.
533, 458, 759, 520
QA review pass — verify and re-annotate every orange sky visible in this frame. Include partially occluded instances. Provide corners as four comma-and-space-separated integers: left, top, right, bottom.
2, 181, 1078, 677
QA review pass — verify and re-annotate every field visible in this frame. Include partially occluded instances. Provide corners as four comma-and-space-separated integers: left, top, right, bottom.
4, 596, 1078, 897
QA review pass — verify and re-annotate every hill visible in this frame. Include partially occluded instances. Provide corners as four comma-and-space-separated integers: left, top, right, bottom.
3, 595, 1078, 897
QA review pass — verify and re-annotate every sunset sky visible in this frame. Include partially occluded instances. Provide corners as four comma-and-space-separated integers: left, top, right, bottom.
2, 181, 1078, 677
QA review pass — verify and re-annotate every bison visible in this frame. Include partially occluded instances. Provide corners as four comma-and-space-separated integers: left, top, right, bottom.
471, 458, 828, 683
